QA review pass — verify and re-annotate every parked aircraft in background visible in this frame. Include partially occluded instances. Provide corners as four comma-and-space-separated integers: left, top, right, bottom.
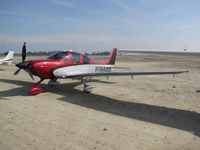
0, 51, 14, 65
14, 43, 188, 95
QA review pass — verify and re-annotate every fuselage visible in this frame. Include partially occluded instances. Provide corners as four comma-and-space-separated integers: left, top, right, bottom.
0, 60, 12, 65
27, 51, 113, 79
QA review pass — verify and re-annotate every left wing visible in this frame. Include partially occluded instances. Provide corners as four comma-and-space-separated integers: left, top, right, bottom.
69, 70, 188, 78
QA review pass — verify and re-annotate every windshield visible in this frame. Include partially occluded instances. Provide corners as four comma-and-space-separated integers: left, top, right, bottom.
47, 52, 68, 61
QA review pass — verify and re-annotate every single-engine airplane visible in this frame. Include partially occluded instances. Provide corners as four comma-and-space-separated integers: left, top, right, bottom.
14, 43, 188, 95
0, 51, 14, 65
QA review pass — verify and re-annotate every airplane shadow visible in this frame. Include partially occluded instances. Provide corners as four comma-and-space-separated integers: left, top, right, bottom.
0, 78, 200, 137
196, 90, 200, 93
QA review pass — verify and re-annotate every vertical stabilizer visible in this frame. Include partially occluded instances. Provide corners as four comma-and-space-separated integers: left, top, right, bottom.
105, 48, 117, 65
3, 51, 14, 61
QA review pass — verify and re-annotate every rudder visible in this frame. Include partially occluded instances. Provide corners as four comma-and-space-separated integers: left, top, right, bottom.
106, 48, 117, 65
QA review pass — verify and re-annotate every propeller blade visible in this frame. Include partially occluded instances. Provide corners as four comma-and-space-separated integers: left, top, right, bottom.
14, 68, 21, 75
22, 42, 26, 62
25, 69, 34, 80
28, 71, 34, 80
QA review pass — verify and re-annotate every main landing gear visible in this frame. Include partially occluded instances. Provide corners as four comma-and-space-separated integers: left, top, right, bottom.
29, 78, 96, 95
82, 79, 95, 93
48, 79, 60, 87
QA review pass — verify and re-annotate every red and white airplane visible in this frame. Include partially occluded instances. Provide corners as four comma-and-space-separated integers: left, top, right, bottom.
14, 43, 188, 95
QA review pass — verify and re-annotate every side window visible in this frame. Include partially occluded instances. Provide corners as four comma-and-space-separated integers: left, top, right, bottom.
70, 53, 80, 63
82, 55, 90, 64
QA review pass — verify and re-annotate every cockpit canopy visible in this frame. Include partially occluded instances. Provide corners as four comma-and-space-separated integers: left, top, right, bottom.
47, 51, 91, 64
47, 52, 68, 61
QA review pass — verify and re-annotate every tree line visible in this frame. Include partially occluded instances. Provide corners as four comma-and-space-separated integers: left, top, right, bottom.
1, 50, 111, 56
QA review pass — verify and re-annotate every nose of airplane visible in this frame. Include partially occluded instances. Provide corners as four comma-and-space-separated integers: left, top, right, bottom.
14, 61, 34, 80
16, 62, 28, 69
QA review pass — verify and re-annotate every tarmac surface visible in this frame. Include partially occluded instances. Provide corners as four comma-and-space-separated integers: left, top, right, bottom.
0, 54, 200, 150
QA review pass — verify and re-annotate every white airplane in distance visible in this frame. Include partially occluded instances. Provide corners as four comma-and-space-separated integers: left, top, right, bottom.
0, 51, 15, 65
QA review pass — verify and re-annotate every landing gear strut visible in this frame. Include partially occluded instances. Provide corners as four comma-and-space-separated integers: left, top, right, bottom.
29, 78, 44, 95
82, 79, 95, 93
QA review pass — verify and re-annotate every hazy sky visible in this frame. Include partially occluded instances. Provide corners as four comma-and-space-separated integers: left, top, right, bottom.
0, 0, 200, 53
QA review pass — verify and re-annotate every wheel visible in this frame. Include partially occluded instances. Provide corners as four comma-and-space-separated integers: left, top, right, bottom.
83, 84, 95, 93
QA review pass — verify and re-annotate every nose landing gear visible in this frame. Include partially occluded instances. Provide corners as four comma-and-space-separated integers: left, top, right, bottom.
29, 78, 44, 95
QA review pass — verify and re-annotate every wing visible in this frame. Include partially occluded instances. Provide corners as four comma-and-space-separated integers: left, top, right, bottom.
69, 71, 188, 78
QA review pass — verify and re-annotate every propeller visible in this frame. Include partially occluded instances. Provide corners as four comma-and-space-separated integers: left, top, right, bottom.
14, 42, 34, 80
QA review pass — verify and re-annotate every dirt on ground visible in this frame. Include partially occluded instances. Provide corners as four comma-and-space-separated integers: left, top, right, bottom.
0, 54, 200, 150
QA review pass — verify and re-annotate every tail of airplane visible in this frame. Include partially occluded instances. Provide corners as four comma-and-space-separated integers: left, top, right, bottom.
3, 51, 14, 61
104, 48, 117, 65
0, 51, 14, 64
